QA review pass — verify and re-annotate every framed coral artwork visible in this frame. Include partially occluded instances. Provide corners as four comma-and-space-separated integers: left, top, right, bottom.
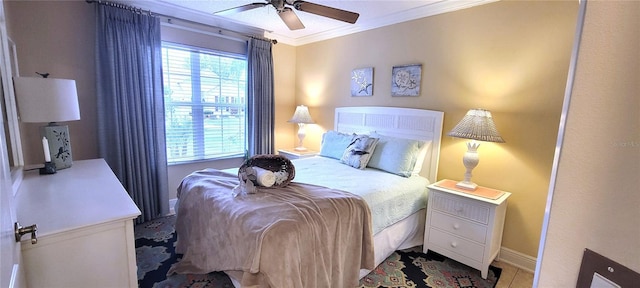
351, 67, 373, 96
391, 64, 422, 96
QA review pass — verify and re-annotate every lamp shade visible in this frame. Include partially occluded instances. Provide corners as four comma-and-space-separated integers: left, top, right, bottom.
287, 105, 315, 124
13, 77, 80, 123
447, 109, 504, 143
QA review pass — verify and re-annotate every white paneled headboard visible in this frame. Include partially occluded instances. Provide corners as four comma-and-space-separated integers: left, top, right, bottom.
335, 106, 444, 182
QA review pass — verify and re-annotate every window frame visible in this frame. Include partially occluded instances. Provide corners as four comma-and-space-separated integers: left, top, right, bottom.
161, 41, 248, 165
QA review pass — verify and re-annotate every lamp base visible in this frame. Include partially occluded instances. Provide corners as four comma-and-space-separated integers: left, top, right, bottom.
39, 162, 57, 175
295, 123, 308, 152
456, 181, 478, 191
457, 141, 480, 191
41, 124, 73, 170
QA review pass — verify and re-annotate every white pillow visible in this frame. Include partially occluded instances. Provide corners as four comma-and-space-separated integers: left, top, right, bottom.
411, 141, 432, 176
367, 133, 428, 177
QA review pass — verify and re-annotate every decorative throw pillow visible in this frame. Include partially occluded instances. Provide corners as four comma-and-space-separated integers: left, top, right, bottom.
319, 130, 354, 160
340, 134, 379, 169
367, 134, 426, 177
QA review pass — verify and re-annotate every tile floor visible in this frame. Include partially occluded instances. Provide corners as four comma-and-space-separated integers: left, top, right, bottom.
493, 261, 534, 288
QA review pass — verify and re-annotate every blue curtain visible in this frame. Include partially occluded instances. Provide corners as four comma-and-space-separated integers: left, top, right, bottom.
95, 4, 169, 223
247, 38, 275, 156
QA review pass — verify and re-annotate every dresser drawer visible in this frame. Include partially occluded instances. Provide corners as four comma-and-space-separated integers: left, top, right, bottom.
430, 190, 490, 224
428, 228, 484, 262
430, 211, 487, 244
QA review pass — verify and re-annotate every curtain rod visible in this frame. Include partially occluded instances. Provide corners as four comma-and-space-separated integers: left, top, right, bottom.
85, 0, 151, 16
162, 17, 277, 45
85, 0, 277, 45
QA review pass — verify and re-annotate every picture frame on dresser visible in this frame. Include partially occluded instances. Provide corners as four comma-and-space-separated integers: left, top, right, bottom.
1, 36, 24, 177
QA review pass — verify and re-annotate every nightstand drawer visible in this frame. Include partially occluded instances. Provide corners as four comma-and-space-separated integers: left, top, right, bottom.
430, 211, 487, 244
428, 228, 484, 262
430, 191, 490, 224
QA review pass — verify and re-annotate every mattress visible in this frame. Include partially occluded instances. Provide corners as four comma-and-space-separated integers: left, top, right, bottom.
289, 156, 430, 234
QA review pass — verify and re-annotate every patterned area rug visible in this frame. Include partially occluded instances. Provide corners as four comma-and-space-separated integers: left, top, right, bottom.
135, 215, 501, 288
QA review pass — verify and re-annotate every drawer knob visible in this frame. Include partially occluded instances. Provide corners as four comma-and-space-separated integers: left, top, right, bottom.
453, 223, 460, 230
450, 241, 458, 248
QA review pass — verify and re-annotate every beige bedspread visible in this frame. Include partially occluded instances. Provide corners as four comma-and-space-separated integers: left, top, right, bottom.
168, 169, 375, 287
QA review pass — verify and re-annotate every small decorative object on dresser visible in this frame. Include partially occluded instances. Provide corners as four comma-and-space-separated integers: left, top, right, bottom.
424, 179, 511, 279
278, 148, 318, 159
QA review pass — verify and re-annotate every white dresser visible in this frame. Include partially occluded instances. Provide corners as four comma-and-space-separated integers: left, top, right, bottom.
16, 159, 141, 288
424, 179, 511, 279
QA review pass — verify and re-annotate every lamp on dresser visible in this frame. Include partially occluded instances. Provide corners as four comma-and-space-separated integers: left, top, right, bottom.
447, 108, 504, 191
14, 75, 80, 170
288, 105, 315, 151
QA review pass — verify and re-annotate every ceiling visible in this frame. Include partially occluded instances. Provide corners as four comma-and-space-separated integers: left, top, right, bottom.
126, 0, 497, 46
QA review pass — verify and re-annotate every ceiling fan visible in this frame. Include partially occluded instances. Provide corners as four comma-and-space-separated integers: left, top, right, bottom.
215, 0, 360, 30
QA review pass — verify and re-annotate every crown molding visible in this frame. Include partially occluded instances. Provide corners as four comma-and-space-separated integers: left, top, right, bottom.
270, 0, 499, 46
121, 0, 497, 46
122, 0, 266, 36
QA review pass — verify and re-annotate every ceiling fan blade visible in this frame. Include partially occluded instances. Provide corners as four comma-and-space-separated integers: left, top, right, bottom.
292, 1, 359, 24
215, 3, 267, 15
279, 7, 305, 30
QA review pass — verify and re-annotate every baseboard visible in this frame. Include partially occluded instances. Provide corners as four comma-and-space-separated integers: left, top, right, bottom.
498, 246, 537, 273
169, 198, 177, 215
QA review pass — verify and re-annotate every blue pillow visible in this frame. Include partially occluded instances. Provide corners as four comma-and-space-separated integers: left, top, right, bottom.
367, 134, 426, 177
319, 131, 354, 160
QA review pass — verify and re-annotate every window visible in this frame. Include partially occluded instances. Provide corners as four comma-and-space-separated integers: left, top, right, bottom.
162, 43, 247, 163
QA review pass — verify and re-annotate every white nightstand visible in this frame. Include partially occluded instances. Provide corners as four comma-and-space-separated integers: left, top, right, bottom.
424, 179, 511, 279
277, 148, 318, 159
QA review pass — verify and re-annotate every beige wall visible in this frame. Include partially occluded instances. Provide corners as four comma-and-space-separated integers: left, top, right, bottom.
294, 1, 578, 257
272, 43, 297, 152
6, 0, 580, 259
537, 1, 640, 285
7, 0, 97, 165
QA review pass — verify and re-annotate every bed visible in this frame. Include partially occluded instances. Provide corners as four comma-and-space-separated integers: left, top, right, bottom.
169, 106, 444, 287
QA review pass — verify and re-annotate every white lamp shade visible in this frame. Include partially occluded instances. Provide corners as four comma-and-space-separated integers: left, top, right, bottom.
13, 77, 80, 123
288, 105, 315, 124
